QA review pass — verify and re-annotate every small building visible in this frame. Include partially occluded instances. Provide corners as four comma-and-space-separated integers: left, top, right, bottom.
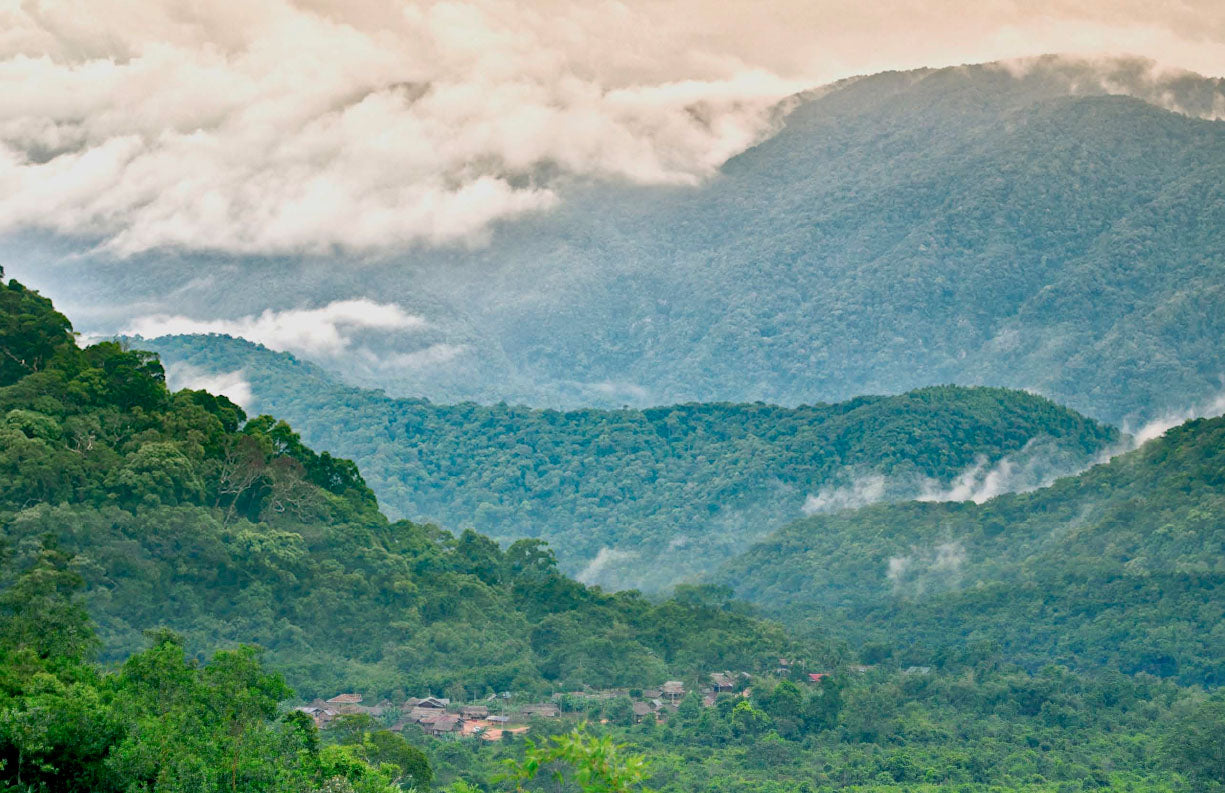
488, 715, 510, 724
710, 672, 737, 693
632, 702, 653, 723
661, 681, 685, 702
295, 706, 338, 729
903, 666, 932, 676
702, 693, 717, 708
642, 688, 662, 699
807, 673, 828, 683
410, 707, 447, 723
461, 705, 490, 720
521, 703, 561, 718
326, 693, 363, 706
425, 713, 462, 736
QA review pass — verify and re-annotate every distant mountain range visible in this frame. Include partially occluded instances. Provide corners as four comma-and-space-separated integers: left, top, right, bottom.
13, 55, 1225, 427
136, 333, 1117, 590
716, 412, 1225, 685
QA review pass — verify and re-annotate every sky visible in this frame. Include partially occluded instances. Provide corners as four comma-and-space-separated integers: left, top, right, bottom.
2, 0, 1224, 257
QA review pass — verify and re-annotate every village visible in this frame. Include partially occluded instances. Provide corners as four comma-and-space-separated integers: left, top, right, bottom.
295, 664, 841, 741
294, 657, 873, 742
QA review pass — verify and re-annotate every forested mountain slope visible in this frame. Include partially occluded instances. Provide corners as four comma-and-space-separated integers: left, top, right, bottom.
717, 413, 1225, 685
138, 333, 1117, 590
0, 271, 815, 699
18, 56, 1225, 425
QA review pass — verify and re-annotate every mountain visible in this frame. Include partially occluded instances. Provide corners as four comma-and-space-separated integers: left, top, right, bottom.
135, 332, 1118, 590
716, 413, 1225, 685
13, 55, 1225, 426
0, 272, 816, 699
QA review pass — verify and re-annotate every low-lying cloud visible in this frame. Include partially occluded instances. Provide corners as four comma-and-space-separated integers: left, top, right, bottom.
164, 362, 254, 410
803, 474, 887, 515
1125, 388, 1225, 446
1, 1, 1223, 255
888, 541, 967, 597
124, 299, 426, 358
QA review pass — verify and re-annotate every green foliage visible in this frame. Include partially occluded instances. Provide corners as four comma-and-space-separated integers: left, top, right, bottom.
1162, 696, 1225, 787
719, 415, 1225, 684
0, 276, 819, 697
139, 333, 1117, 589
502, 725, 651, 793
0, 542, 402, 793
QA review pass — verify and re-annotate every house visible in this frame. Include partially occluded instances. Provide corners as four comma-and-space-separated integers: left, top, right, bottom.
424, 713, 462, 736
710, 672, 737, 693
326, 693, 363, 706
632, 702, 653, 723
903, 666, 932, 676
642, 688, 662, 699
461, 705, 489, 720
488, 715, 510, 724
807, 673, 828, 683
410, 707, 446, 724
418, 696, 449, 708
661, 681, 685, 702
295, 706, 337, 729
521, 703, 561, 718
702, 693, 717, 708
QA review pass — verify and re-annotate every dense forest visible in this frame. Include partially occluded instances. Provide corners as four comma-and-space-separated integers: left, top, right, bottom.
138, 333, 1117, 590
718, 413, 1225, 685
4, 274, 1225, 792
0, 271, 819, 701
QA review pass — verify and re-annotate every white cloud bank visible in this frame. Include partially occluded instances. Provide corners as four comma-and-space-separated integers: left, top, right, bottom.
163, 362, 254, 410
0, 0, 1223, 255
124, 299, 426, 357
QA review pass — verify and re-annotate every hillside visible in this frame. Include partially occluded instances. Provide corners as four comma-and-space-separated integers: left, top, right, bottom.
16, 56, 1225, 426
137, 333, 1118, 590
717, 414, 1225, 685
0, 271, 816, 699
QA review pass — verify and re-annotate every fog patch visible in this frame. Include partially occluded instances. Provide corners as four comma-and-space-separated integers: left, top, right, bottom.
803, 474, 887, 514
887, 541, 966, 597
575, 547, 639, 586
1124, 388, 1225, 447
918, 437, 1096, 505
164, 362, 253, 410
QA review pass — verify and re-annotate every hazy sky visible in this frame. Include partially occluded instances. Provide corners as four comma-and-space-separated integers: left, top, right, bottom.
2, 0, 1224, 255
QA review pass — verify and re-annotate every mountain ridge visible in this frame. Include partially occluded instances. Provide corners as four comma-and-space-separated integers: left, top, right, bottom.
137, 331, 1119, 590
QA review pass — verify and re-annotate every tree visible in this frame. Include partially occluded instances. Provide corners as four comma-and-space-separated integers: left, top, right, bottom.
0, 540, 98, 664
1163, 697, 1225, 786
0, 277, 74, 387
365, 730, 433, 790
502, 724, 651, 793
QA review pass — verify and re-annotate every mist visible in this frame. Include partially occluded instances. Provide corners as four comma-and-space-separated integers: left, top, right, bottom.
2, 1, 1224, 256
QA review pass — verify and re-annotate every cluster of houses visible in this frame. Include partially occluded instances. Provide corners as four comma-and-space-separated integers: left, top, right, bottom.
294, 693, 554, 741
296, 668, 851, 740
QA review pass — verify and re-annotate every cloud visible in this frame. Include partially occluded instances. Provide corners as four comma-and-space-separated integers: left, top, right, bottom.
803, 474, 887, 515
1124, 388, 1225, 446
575, 547, 639, 586
123, 299, 426, 357
0, 1, 1223, 255
887, 541, 966, 596
164, 362, 253, 409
